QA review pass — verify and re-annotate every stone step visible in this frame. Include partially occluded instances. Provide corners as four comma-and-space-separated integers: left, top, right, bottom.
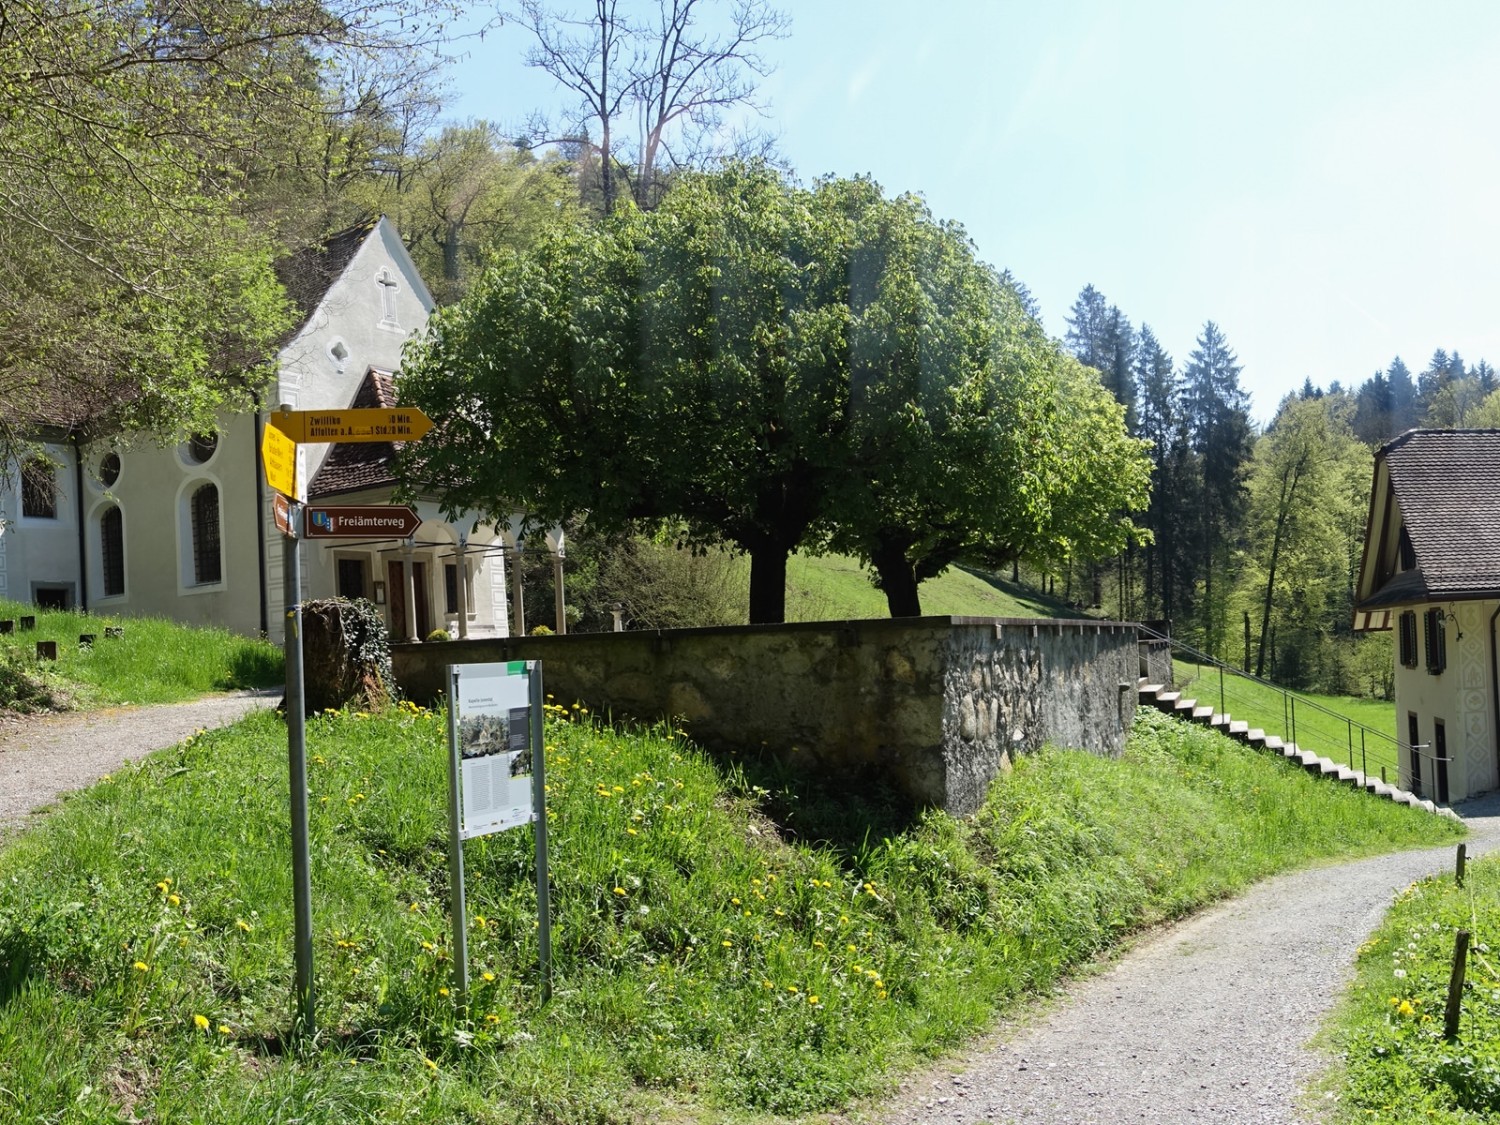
1227, 720, 1248, 736
1262, 735, 1283, 751
1245, 728, 1266, 746
1209, 713, 1230, 728
1191, 705, 1215, 721
1173, 697, 1199, 714
1154, 691, 1181, 708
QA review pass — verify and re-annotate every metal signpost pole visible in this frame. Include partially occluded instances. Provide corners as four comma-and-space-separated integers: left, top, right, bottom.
284, 501, 315, 1036
445, 668, 470, 1008
530, 663, 552, 1002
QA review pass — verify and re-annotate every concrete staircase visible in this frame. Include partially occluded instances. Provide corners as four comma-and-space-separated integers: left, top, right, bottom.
1138, 679, 1461, 822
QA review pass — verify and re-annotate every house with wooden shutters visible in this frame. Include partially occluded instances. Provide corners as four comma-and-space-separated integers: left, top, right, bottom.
1352, 428, 1500, 803
0, 218, 516, 644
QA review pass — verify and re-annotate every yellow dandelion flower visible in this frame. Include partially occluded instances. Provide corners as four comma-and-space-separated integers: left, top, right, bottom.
168, 894, 181, 906
813, 940, 825, 949
155, 880, 171, 894
626, 828, 638, 836
722, 940, 733, 947
808, 994, 819, 1005
731, 897, 741, 905
132, 961, 150, 972
786, 985, 799, 993
762, 980, 773, 989
1398, 1000, 1415, 1017
486, 1013, 500, 1024
422, 1057, 438, 1072
235, 918, 252, 932
482, 971, 495, 982
218, 1024, 232, 1035
192, 1014, 210, 1031
613, 887, 627, 896
438, 987, 450, 997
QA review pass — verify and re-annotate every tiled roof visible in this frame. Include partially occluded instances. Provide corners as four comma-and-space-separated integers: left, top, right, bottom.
308, 368, 401, 497
1381, 428, 1500, 600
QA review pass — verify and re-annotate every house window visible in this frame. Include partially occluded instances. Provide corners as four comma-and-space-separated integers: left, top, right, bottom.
337, 557, 368, 600
21, 458, 55, 518
187, 432, 218, 465
190, 483, 222, 584
1398, 611, 1418, 668
1423, 608, 1446, 675
444, 563, 460, 615
98, 452, 121, 488
101, 505, 124, 597
1397, 526, 1416, 570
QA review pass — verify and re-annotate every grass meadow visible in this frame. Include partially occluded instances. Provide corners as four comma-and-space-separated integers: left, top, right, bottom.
0, 701, 1462, 1123
781, 555, 1084, 622
0, 598, 281, 710
1323, 855, 1500, 1122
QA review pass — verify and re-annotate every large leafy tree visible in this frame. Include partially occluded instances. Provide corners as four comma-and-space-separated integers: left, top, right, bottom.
400, 163, 1149, 622
0, 0, 457, 459
1237, 393, 1367, 687
399, 163, 850, 623
346, 121, 583, 306
820, 183, 1062, 616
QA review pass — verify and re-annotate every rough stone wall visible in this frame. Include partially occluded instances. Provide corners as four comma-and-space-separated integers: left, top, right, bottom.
1139, 639, 1173, 687
393, 617, 1139, 817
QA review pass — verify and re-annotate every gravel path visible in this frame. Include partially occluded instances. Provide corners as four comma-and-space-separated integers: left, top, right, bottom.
867, 792, 1500, 1125
0, 690, 279, 835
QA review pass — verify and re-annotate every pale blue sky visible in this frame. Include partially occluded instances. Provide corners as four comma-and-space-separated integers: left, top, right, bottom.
445, 1, 1500, 423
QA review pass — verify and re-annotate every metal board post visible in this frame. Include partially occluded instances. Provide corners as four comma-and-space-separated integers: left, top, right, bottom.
530, 663, 552, 1001
284, 502, 315, 1035
446, 668, 470, 1006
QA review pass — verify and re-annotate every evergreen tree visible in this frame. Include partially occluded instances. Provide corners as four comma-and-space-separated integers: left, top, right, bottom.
1064, 285, 1137, 428
1182, 321, 1253, 656
1352, 370, 1391, 445
1133, 324, 1194, 624
1476, 359, 1497, 395
1388, 357, 1419, 434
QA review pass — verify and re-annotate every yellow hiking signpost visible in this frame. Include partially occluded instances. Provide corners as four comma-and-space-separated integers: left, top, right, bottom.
266, 402, 432, 1038
260, 420, 299, 500
268, 406, 433, 444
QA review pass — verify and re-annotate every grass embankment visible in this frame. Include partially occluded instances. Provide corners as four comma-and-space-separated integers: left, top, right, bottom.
1324, 855, 1500, 1122
783, 554, 1082, 621
1173, 657, 1402, 781
0, 708, 1461, 1123
0, 599, 281, 711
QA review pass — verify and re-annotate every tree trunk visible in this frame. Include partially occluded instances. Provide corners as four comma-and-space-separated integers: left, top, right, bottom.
747, 547, 788, 624
871, 540, 922, 618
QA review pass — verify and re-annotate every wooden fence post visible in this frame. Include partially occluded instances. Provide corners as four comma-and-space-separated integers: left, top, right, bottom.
1444, 929, 1471, 1042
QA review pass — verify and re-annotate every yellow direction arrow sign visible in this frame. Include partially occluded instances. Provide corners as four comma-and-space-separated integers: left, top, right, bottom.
269, 407, 433, 444
261, 421, 300, 499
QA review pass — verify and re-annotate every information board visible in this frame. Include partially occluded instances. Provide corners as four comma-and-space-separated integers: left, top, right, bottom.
448, 662, 537, 838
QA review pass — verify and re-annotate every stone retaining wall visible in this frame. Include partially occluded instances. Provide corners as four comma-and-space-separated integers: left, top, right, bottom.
1139, 638, 1173, 687
392, 617, 1140, 817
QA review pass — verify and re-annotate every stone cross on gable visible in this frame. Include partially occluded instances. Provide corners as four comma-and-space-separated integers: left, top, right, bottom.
376, 267, 399, 326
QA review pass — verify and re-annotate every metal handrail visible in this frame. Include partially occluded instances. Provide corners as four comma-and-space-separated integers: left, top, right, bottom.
1136, 623, 1413, 783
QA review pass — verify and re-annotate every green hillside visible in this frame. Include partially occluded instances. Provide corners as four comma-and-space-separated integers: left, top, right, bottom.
783, 555, 1085, 622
